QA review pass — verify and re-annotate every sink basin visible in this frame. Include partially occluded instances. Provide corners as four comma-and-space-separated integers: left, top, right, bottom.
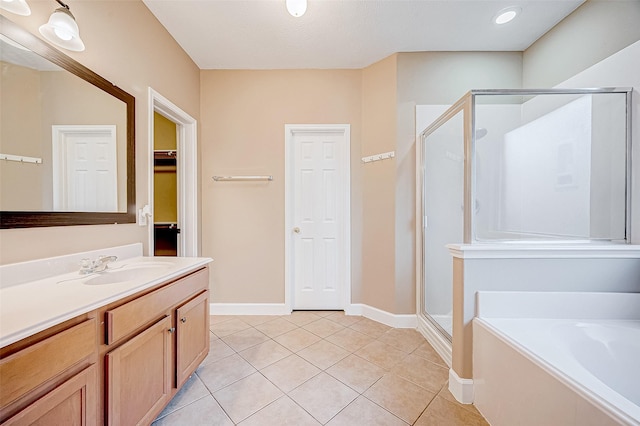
83, 262, 173, 285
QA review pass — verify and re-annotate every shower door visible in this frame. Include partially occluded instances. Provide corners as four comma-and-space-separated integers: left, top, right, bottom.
421, 110, 465, 339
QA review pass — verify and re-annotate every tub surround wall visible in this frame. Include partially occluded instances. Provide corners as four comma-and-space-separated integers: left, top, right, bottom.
551, 40, 640, 243
474, 321, 629, 426
447, 244, 640, 403
473, 291, 640, 425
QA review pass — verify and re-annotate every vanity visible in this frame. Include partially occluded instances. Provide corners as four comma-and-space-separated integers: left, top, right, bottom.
0, 244, 212, 425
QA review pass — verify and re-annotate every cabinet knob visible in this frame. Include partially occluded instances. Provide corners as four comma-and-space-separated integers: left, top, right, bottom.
180, 317, 187, 323
168, 327, 176, 333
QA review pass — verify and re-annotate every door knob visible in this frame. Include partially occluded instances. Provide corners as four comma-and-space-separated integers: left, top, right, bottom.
180, 317, 187, 323
293, 227, 301, 234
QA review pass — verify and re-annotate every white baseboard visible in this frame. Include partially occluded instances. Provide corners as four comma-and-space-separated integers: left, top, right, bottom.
449, 368, 474, 404
210, 303, 290, 316
210, 302, 416, 329
416, 315, 452, 367
347, 304, 417, 328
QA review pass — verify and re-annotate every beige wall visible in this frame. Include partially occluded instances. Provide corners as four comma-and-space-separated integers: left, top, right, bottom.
3, 0, 632, 321
360, 55, 398, 313
0, 62, 42, 211
200, 69, 362, 303
0, 1, 200, 264
523, 0, 640, 88
40, 70, 128, 211
392, 52, 522, 315
1, 63, 127, 211
200, 52, 523, 311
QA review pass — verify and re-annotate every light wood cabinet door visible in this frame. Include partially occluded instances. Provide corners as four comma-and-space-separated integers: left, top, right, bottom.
0, 318, 96, 411
3, 365, 97, 426
175, 291, 209, 388
105, 316, 172, 426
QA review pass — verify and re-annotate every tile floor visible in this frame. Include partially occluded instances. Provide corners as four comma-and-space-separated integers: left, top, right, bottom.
152, 311, 489, 425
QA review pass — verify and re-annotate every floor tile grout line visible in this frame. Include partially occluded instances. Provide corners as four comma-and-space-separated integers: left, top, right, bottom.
198, 367, 282, 425
152, 391, 211, 422
204, 315, 456, 426
253, 371, 327, 424
356, 391, 414, 426
409, 385, 442, 426
210, 323, 435, 394
256, 362, 322, 396
206, 382, 237, 425
152, 313, 442, 422
244, 393, 319, 426
255, 327, 421, 425
214, 321, 401, 425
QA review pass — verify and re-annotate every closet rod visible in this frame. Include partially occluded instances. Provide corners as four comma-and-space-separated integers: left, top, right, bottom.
212, 175, 273, 182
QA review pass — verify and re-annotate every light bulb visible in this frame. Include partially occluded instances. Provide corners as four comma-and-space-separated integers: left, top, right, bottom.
54, 27, 73, 41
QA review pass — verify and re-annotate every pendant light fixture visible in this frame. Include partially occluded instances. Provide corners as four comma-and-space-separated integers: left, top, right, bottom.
0, 0, 31, 16
286, 0, 307, 17
39, 0, 85, 51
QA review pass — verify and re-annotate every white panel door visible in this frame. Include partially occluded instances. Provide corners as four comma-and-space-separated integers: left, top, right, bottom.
52, 125, 117, 211
290, 127, 350, 310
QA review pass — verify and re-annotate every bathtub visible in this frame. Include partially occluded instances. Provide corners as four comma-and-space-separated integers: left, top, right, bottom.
473, 292, 640, 426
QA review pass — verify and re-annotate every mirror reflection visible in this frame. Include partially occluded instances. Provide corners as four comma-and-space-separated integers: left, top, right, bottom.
0, 35, 128, 213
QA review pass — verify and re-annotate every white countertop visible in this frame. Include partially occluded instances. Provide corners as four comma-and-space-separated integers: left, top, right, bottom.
0, 255, 212, 348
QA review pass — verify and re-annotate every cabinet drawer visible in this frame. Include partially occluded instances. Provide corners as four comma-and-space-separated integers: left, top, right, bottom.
105, 268, 207, 345
0, 318, 96, 409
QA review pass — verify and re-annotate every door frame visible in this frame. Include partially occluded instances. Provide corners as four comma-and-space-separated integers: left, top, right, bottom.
284, 124, 351, 312
147, 88, 199, 257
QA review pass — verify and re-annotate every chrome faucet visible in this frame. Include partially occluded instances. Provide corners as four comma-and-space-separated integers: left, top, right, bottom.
80, 255, 118, 274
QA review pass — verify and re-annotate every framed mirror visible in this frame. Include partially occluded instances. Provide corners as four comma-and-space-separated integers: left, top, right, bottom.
0, 15, 135, 228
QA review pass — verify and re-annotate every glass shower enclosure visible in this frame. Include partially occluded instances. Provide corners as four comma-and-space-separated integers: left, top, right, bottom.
418, 88, 632, 341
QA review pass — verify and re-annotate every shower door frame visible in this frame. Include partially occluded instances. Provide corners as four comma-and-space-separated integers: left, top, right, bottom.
416, 87, 633, 363
416, 94, 471, 358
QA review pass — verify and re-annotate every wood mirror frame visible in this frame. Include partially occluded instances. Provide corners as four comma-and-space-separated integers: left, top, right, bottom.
0, 15, 135, 229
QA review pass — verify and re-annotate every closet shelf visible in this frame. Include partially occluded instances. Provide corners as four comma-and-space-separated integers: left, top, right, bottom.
154, 150, 177, 167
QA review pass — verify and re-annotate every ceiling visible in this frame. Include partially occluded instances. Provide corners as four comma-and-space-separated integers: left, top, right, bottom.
0, 36, 61, 71
142, 0, 585, 70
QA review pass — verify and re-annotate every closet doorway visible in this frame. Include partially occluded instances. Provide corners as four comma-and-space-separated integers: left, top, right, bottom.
148, 88, 199, 257
153, 113, 179, 255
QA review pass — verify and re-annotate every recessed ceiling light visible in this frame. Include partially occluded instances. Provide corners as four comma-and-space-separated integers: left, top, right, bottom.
494, 7, 521, 25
